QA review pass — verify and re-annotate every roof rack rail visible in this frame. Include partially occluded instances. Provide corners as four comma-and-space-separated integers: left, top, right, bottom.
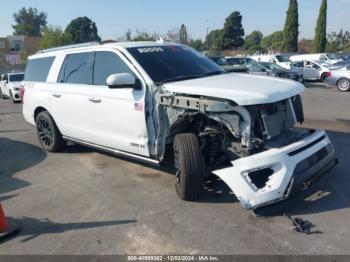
38, 42, 101, 54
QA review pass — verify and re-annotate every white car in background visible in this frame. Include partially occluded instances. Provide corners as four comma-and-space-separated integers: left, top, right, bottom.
290, 53, 343, 65
22, 41, 336, 210
291, 60, 330, 81
249, 54, 291, 69
0, 72, 25, 102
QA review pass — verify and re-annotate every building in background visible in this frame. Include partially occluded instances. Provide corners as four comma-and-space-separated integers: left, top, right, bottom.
0, 36, 41, 74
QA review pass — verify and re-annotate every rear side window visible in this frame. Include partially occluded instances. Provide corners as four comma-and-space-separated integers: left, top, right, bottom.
58, 52, 92, 84
93, 51, 134, 86
25, 57, 55, 82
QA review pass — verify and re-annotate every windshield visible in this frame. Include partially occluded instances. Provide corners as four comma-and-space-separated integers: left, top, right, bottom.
275, 55, 290, 63
327, 53, 341, 60
127, 45, 224, 83
9, 74, 24, 82
246, 62, 266, 72
333, 60, 350, 67
210, 57, 229, 66
227, 58, 240, 65
227, 58, 253, 65
262, 63, 283, 70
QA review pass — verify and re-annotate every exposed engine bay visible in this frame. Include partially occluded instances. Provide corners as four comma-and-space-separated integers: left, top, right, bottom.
160, 94, 305, 168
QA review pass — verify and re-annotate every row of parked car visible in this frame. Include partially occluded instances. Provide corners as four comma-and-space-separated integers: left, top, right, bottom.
207, 52, 350, 92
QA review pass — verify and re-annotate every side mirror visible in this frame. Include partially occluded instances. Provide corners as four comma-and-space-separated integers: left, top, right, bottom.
106, 73, 136, 89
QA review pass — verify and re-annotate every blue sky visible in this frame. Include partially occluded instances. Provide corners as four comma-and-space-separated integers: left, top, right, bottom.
0, 0, 349, 40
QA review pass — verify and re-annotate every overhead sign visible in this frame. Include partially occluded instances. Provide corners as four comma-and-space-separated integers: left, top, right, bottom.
5, 54, 21, 65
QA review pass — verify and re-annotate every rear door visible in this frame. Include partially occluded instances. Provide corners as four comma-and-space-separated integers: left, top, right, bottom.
49, 52, 95, 140
303, 61, 319, 80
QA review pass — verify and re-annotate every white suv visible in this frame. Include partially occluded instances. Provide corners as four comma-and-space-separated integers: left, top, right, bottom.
22, 42, 337, 210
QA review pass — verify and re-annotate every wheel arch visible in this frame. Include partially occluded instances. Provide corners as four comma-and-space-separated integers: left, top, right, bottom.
34, 106, 50, 122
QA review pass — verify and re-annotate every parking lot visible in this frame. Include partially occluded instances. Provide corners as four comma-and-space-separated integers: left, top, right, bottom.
0, 83, 349, 255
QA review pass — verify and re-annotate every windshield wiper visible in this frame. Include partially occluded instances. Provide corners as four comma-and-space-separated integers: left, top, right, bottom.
161, 71, 225, 84
203, 71, 225, 76
162, 75, 204, 83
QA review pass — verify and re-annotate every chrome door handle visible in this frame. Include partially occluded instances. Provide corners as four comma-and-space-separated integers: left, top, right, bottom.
89, 97, 102, 103
52, 93, 62, 98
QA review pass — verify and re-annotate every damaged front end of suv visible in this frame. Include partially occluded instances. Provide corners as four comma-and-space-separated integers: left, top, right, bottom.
155, 77, 336, 210
126, 43, 336, 210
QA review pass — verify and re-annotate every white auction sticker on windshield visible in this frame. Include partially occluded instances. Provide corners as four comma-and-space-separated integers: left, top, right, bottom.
137, 47, 164, 53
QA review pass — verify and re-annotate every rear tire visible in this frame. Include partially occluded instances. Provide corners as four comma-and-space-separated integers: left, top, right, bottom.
36, 111, 66, 152
337, 78, 350, 92
174, 133, 204, 201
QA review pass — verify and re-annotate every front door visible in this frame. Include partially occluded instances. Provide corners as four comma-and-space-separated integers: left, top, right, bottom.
303, 61, 319, 80
50, 50, 150, 157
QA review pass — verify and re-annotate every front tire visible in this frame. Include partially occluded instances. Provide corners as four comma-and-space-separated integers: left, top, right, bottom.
337, 78, 350, 92
321, 73, 328, 82
174, 133, 204, 201
36, 111, 66, 152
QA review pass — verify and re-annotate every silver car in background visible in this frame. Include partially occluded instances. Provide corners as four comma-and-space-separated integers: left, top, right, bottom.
327, 64, 350, 92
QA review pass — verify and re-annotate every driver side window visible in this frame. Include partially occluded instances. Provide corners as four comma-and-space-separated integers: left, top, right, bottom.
93, 51, 134, 86
312, 62, 320, 69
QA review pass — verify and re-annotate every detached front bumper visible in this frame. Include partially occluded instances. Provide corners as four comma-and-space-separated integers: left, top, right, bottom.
213, 129, 336, 210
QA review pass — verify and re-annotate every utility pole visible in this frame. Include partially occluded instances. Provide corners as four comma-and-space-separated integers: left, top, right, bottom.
206, 27, 210, 50
90, 23, 95, 39
206, 19, 215, 50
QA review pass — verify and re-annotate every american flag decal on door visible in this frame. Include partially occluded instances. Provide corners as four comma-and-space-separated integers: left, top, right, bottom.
134, 102, 144, 112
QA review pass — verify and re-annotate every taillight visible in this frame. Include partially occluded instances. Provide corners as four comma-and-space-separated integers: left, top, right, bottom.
19, 85, 25, 103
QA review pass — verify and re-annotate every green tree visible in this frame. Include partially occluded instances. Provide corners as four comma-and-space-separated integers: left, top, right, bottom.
133, 31, 158, 41
244, 31, 263, 51
179, 24, 188, 44
205, 29, 221, 50
326, 30, 350, 52
313, 0, 327, 53
12, 7, 47, 37
40, 26, 72, 49
188, 39, 204, 51
220, 11, 245, 49
282, 0, 299, 52
65, 16, 101, 44
261, 31, 284, 52
212, 29, 224, 50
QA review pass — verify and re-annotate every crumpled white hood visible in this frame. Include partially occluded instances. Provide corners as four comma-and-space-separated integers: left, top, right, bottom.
164, 73, 305, 106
